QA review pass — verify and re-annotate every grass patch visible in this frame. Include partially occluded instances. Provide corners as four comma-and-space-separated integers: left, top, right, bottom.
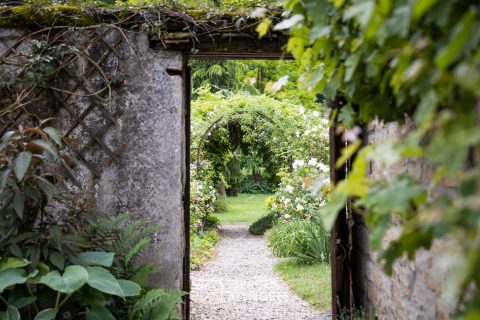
274, 259, 331, 311
213, 193, 271, 224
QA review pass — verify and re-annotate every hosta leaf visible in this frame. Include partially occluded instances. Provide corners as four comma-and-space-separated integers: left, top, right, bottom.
34, 308, 58, 320
86, 267, 124, 297
6, 305, 20, 320
9, 295, 36, 309
71, 252, 114, 267
0, 268, 28, 293
39, 265, 88, 294
13, 151, 32, 181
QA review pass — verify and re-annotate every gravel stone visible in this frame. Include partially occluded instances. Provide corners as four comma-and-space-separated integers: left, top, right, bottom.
191, 224, 332, 320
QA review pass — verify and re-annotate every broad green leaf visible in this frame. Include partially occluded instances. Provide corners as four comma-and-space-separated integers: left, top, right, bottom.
435, 10, 476, 70
287, 37, 305, 60
344, 52, 361, 82
335, 140, 361, 168
71, 252, 114, 267
413, 0, 439, 20
118, 279, 141, 297
318, 190, 348, 231
86, 267, 124, 297
34, 308, 58, 320
343, 1, 375, 27
86, 306, 116, 320
0, 268, 28, 293
9, 295, 36, 309
6, 305, 20, 320
256, 19, 271, 39
13, 192, 24, 219
39, 265, 88, 294
43, 127, 62, 147
0, 258, 30, 271
12, 151, 32, 181
337, 104, 356, 128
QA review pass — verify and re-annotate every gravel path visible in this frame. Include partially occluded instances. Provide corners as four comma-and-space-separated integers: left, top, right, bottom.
190, 224, 331, 320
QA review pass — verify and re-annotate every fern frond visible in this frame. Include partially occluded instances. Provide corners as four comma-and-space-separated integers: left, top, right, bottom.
129, 288, 185, 320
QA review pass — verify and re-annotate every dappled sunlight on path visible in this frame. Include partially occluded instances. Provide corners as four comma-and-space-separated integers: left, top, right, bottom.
190, 224, 331, 320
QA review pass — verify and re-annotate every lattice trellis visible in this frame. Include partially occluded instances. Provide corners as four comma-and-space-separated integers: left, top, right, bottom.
0, 28, 124, 177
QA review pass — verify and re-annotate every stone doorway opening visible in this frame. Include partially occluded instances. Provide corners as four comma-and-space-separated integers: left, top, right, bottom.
183, 57, 334, 320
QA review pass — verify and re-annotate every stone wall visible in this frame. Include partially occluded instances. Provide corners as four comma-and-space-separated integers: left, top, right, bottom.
356, 120, 455, 319
0, 28, 186, 290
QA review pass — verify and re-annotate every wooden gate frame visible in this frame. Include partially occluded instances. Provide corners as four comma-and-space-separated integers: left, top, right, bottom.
170, 34, 358, 318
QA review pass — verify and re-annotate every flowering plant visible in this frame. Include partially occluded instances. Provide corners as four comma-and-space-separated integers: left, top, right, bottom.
269, 158, 330, 222
190, 165, 219, 233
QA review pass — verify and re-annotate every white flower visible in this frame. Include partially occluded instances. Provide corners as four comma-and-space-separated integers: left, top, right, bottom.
284, 214, 291, 220
272, 203, 277, 210
283, 198, 291, 205
295, 197, 301, 203
295, 131, 300, 137
292, 159, 305, 169
313, 111, 320, 117
296, 204, 304, 211
285, 185, 294, 193
308, 158, 318, 166
317, 163, 329, 172
298, 106, 305, 115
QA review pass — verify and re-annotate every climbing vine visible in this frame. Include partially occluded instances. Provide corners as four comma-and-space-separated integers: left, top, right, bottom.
270, 0, 480, 316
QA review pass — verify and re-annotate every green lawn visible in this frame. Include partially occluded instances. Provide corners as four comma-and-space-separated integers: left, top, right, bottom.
274, 260, 332, 311
213, 193, 271, 224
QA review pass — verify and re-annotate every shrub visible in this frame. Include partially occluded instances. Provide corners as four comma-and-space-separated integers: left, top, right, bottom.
191, 230, 219, 269
205, 214, 220, 229
239, 180, 272, 194
249, 213, 276, 235
212, 197, 228, 213
268, 220, 330, 264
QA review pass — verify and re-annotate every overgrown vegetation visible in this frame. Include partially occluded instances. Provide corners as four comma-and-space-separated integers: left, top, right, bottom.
268, 220, 330, 265
267, 0, 480, 316
0, 125, 184, 318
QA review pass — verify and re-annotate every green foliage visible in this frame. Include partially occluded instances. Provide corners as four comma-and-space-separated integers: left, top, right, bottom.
276, 0, 480, 315
268, 220, 330, 264
0, 127, 183, 319
190, 230, 219, 270
128, 288, 186, 320
192, 88, 329, 193
248, 212, 275, 235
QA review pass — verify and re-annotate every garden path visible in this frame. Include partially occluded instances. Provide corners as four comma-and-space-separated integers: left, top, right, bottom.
190, 224, 331, 320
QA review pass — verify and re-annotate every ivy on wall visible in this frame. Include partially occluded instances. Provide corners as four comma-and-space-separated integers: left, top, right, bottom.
268, 0, 480, 317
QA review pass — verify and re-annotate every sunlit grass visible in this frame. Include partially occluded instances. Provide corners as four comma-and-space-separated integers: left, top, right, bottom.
274, 260, 331, 311
213, 193, 271, 224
